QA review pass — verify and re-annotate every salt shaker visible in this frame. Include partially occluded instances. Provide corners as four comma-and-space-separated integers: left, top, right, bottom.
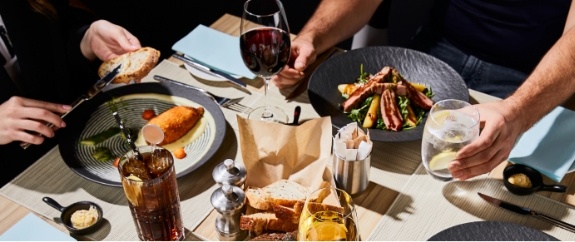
212, 159, 247, 187
210, 184, 247, 241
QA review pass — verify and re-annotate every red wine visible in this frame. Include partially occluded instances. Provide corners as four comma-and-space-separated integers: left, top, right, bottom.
240, 27, 290, 77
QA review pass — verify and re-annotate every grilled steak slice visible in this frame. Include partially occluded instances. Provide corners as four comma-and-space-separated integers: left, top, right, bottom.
341, 67, 393, 112
396, 76, 433, 110
380, 88, 404, 131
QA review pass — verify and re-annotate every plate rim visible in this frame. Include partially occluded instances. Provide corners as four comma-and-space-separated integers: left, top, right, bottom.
58, 82, 226, 187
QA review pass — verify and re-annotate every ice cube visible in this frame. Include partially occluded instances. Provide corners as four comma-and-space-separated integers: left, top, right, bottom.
146, 148, 172, 177
124, 158, 151, 180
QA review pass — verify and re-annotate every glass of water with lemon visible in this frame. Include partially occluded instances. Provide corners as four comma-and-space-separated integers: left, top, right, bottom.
421, 99, 480, 181
297, 187, 359, 241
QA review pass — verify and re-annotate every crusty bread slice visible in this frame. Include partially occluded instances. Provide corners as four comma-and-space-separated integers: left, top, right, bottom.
245, 187, 271, 210
250, 231, 297, 241
239, 212, 298, 234
263, 179, 308, 205
242, 180, 309, 234
305, 201, 345, 215
98, 46, 160, 84
270, 201, 303, 224
245, 180, 309, 211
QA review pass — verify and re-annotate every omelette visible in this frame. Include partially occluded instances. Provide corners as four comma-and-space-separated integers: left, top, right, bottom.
147, 106, 204, 145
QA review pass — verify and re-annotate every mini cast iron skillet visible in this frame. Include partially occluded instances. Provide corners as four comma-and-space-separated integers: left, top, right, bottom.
503, 164, 567, 196
42, 197, 103, 235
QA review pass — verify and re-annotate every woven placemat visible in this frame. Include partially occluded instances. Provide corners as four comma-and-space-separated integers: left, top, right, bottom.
0, 144, 226, 240
369, 165, 575, 241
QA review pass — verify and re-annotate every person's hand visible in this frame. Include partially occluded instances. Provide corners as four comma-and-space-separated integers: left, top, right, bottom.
0, 97, 70, 145
448, 100, 526, 180
80, 20, 142, 61
271, 37, 317, 89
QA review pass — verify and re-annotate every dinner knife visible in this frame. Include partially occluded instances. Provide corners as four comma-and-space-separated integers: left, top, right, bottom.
478, 192, 575, 233
20, 64, 122, 149
172, 54, 247, 88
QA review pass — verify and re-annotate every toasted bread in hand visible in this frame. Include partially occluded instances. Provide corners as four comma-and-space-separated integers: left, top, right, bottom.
98, 47, 160, 84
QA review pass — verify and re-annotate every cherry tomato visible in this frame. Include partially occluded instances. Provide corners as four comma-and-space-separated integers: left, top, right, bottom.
113, 157, 121, 167
174, 147, 187, 159
142, 109, 155, 120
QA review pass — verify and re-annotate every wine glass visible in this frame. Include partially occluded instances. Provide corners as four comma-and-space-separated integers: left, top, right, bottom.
298, 187, 360, 241
421, 99, 480, 181
240, 0, 290, 123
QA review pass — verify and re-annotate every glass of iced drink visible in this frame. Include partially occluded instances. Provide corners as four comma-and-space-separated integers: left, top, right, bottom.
118, 145, 184, 241
421, 99, 480, 181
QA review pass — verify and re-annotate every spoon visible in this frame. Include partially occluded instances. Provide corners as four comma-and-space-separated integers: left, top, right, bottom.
503, 163, 567, 196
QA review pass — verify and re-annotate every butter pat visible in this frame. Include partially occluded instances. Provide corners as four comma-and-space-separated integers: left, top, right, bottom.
508, 173, 532, 188
70, 206, 99, 229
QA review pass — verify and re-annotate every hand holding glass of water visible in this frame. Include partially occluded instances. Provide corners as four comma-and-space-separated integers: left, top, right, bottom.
240, 0, 290, 123
421, 99, 480, 181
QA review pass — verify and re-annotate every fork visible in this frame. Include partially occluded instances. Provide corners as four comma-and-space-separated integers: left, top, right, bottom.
153, 75, 252, 113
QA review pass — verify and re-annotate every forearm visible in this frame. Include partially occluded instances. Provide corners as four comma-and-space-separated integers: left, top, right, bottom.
504, 27, 575, 132
296, 0, 383, 54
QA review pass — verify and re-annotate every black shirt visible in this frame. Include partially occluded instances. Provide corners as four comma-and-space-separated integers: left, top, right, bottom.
434, 0, 571, 73
0, 0, 99, 186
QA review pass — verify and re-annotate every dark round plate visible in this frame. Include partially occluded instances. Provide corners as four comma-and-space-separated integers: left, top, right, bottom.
428, 221, 558, 241
308, 46, 468, 141
59, 82, 226, 187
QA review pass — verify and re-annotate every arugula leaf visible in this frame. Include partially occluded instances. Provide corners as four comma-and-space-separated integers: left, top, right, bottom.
357, 64, 370, 83
346, 96, 372, 122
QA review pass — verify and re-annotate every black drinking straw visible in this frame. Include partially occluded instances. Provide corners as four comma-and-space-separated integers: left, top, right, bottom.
112, 111, 143, 161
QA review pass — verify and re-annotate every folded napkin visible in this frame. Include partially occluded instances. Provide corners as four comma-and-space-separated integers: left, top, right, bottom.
172, 24, 256, 79
508, 106, 575, 182
0, 213, 75, 241
333, 122, 373, 161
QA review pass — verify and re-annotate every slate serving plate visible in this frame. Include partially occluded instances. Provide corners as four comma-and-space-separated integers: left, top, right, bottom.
428, 221, 558, 241
59, 82, 226, 187
308, 46, 469, 141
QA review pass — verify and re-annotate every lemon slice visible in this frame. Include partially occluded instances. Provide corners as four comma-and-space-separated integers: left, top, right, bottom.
431, 110, 451, 124
429, 151, 456, 171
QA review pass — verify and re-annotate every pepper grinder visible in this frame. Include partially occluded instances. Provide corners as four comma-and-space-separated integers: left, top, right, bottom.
212, 159, 247, 187
210, 184, 247, 241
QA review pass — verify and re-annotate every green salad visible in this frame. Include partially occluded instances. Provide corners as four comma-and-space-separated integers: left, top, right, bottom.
339, 65, 434, 131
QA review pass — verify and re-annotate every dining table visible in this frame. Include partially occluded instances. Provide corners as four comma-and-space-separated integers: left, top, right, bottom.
1, 13, 575, 241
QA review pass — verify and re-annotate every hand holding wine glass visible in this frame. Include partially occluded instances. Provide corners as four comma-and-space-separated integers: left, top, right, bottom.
240, 0, 291, 123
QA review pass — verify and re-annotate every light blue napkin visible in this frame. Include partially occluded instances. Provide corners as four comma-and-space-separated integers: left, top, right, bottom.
172, 24, 256, 79
0, 213, 75, 241
508, 106, 575, 182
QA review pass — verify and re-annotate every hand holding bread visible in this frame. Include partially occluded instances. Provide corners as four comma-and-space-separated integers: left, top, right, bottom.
80, 20, 141, 61
98, 47, 160, 84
